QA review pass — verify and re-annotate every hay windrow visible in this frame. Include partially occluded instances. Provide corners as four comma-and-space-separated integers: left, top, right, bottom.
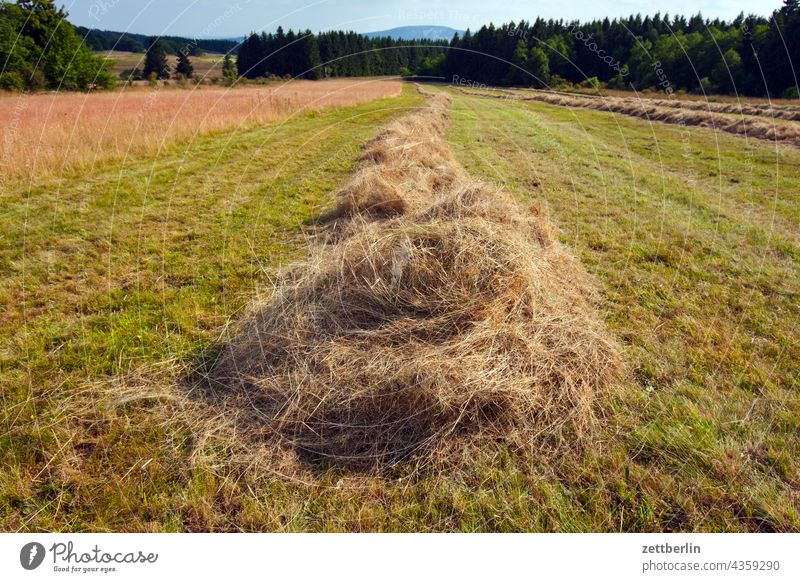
462, 88, 800, 147
514, 87, 800, 122
203, 87, 623, 470
328, 90, 466, 222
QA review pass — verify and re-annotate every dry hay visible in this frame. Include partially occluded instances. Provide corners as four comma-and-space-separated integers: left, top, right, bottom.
644, 97, 800, 122
516, 87, 800, 121
201, 88, 622, 471
330, 92, 465, 221
462, 88, 800, 147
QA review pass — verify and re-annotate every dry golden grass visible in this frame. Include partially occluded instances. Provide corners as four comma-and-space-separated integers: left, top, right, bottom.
199, 88, 623, 471
462, 87, 800, 147
0, 78, 401, 186
628, 96, 800, 121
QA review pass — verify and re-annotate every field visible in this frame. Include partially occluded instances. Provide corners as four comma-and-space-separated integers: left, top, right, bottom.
0, 78, 401, 185
99, 50, 228, 81
1, 81, 798, 532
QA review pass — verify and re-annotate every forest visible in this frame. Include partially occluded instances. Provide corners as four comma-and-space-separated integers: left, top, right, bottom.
236, 2, 800, 97
437, 2, 800, 97
1, 0, 799, 97
235, 28, 448, 80
76, 27, 239, 56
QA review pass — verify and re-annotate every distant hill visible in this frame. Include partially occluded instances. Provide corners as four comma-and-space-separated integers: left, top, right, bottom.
364, 26, 463, 41
76, 27, 239, 55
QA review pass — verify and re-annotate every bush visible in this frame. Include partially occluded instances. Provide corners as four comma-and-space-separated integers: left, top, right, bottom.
782, 86, 799, 100
0, 71, 25, 91
607, 74, 627, 90
548, 75, 572, 91
578, 76, 603, 90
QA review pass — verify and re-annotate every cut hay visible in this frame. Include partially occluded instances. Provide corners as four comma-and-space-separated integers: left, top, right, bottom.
515, 87, 800, 122
204, 88, 622, 470
642, 96, 800, 122
463, 88, 800, 147
329, 92, 465, 221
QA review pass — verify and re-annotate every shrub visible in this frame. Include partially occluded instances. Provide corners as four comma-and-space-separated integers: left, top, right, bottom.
120, 67, 143, 82
579, 76, 602, 90
782, 86, 799, 100
607, 74, 627, 90
0, 71, 25, 91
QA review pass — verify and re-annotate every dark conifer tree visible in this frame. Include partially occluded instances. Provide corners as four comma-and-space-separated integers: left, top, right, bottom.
300, 30, 322, 79
143, 38, 170, 79
175, 50, 194, 78
222, 53, 236, 81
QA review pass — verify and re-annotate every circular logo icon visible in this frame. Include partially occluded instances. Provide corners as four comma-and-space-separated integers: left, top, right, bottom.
20, 542, 46, 570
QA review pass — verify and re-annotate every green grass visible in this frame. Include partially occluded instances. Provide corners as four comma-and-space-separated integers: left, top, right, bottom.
443, 89, 799, 531
0, 86, 424, 531
1, 84, 798, 532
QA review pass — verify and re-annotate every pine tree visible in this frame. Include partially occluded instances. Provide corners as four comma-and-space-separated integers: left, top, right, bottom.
222, 53, 236, 82
526, 47, 550, 87
175, 50, 194, 78
301, 29, 322, 79
143, 38, 170, 80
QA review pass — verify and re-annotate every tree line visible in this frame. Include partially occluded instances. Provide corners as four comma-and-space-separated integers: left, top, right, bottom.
77, 27, 239, 56
438, 2, 800, 97
235, 28, 448, 80
233, 4, 799, 97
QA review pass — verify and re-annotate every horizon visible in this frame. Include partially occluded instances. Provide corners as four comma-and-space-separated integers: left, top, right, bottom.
63, 0, 784, 39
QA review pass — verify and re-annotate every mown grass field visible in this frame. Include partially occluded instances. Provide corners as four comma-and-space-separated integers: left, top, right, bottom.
444, 88, 799, 531
1, 86, 423, 531
1, 82, 798, 531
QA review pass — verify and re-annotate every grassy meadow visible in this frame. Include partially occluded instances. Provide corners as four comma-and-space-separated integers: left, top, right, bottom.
1, 82, 798, 531
444, 88, 799, 531
100, 50, 229, 81
0, 85, 423, 531
0, 78, 401, 185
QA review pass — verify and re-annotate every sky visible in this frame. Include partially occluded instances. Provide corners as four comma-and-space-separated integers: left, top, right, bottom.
64, 0, 785, 38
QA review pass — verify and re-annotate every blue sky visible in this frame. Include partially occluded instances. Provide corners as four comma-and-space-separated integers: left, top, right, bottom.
65, 0, 784, 37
